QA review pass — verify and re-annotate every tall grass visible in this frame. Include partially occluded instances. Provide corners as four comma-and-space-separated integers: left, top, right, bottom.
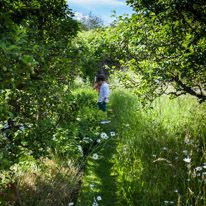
110, 89, 206, 206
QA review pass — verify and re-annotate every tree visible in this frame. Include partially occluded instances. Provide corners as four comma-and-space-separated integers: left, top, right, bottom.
0, 0, 80, 169
105, 0, 206, 103
78, 12, 104, 31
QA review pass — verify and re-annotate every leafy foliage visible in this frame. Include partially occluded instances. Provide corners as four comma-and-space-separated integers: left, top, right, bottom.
104, 0, 206, 103
0, 0, 80, 170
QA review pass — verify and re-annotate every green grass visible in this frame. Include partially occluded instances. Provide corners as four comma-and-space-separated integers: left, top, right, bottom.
109, 89, 206, 206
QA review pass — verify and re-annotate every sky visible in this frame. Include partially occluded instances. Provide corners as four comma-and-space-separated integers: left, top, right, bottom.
66, 0, 134, 24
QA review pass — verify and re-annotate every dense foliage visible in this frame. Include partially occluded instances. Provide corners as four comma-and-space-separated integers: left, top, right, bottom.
0, 0, 80, 170
103, 0, 206, 103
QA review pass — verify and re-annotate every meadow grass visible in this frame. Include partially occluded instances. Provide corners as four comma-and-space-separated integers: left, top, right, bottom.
110, 89, 206, 206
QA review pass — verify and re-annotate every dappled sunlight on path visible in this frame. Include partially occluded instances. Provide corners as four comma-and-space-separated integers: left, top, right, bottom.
77, 123, 119, 206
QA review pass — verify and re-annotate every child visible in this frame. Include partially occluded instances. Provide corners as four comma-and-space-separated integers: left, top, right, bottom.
93, 74, 110, 113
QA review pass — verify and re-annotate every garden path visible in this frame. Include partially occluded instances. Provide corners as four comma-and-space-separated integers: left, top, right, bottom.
77, 120, 119, 206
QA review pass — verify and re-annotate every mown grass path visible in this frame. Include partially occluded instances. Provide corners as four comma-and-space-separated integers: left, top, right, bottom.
77, 120, 119, 206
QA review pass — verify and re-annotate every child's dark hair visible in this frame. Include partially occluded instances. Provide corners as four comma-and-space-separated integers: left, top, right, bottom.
97, 74, 105, 82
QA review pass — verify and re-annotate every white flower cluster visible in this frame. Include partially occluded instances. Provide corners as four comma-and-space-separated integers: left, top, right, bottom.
78, 145, 83, 156
0, 133, 7, 140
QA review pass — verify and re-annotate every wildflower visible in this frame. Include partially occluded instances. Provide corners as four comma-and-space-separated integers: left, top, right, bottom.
187, 179, 191, 181
162, 147, 168, 150
97, 196, 102, 201
184, 139, 189, 144
97, 139, 101, 143
3, 123, 9, 129
0, 133, 7, 140
110, 132, 115, 137
77, 118, 81, 121
152, 154, 157, 157
100, 120, 111, 124
125, 124, 129, 127
196, 166, 202, 171
183, 150, 188, 154
101, 132, 108, 139
78, 145, 82, 150
164, 201, 169, 204
20, 126, 25, 131
203, 166, 206, 169
93, 153, 98, 160
78, 145, 83, 156
95, 132, 99, 135
183, 157, 191, 163
92, 202, 98, 206
174, 189, 178, 193
68, 203, 74, 206
190, 140, 194, 144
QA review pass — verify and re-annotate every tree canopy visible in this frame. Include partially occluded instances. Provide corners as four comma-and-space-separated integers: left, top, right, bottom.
102, 0, 206, 103
0, 0, 80, 169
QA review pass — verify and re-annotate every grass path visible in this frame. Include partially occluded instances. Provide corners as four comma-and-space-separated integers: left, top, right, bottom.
77, 120, 119, 206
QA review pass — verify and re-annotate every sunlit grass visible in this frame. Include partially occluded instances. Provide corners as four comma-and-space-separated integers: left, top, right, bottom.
110, 89, 206, 206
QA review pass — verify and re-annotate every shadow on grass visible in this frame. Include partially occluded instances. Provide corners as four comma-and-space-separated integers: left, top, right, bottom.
77, 121, 119, 206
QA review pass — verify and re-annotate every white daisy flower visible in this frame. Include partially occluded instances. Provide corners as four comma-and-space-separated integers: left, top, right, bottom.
183, 157, 191, 163
184, 139, 189, 143
78, 145, 82, 150
101, 132, 108, 139
203, 166, 206, 169
20, 126, 25, 131
92, 202, 98, 206
110, 132, 115, 137
97, 196, 102, 201
196, 166, 202, 171
0, 133, 7, 140
3, 124, 9, 129
93, 153, 98, 160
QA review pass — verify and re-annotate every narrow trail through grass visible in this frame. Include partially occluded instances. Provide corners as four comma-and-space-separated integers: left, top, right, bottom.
77, 115, 119, 206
